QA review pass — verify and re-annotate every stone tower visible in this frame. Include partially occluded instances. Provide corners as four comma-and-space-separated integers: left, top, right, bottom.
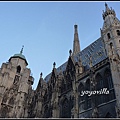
101, 3, 120, 117
73, 24, 80, 56
0, 46, 34, 118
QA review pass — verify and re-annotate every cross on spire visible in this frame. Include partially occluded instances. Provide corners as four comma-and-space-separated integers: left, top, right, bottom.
20, 45, 24, 54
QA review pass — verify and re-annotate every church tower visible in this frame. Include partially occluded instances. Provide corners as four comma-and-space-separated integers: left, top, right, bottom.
101, 3, 120, 117
73, 25, 80, 56
0, 46, 34, 118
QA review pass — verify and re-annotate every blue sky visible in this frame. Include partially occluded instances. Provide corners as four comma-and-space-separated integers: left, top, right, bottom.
0, 1, 120, 90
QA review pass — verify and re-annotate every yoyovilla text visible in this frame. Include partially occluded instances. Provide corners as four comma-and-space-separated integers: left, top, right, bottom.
81, 88, 109, 96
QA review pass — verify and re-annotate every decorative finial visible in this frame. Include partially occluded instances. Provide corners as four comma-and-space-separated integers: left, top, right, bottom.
89, 56, 93, 67
20, 45, 24, 54
69, 49, 72, 56
53, 62, 56, 68
40, 72, 42, 78
105, 2, 110, 11
74, 24, 78, 33
105, 2, 107, 7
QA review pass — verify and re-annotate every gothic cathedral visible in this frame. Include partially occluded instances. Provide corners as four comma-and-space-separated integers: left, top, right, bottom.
0, 3, 120, 118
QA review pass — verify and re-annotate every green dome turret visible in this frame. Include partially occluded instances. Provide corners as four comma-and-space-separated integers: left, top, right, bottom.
9, 46, 28, 65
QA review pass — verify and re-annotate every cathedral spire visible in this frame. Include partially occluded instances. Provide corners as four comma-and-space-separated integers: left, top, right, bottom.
105, 2, 110, 11
102, 3, 116, 20
73, 24, 80, 56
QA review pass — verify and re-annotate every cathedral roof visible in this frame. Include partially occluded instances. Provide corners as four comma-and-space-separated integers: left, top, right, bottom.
44, 37, 107, 82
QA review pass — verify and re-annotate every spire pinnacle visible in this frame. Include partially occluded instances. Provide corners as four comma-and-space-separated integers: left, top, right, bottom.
102, 3, 116, 20
20, 45, 24, 54
105, 2, 110, 11
53, 62, 56, 68
40, 72, 43, 78
73, 24, 80, 56
69, 49, 72, 56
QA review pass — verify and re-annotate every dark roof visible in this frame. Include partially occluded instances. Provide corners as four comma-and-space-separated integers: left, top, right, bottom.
44, 37, 107, 82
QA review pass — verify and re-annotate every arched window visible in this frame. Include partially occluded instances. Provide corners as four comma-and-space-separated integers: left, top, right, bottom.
85, 79, 91, 109
104, 69, 115, 102
78, 83, 85, 111
107, 33, 111, 39
116, 30, 120, 36
61, 98, 70, 118
61, 79, 66, 93
17, 65, 21, 73
104, 70, 113, 89
96, 73, 104, 105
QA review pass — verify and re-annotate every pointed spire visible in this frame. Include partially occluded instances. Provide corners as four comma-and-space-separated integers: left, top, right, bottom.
69, 49, 72, 56
53, 62, 56, 68
73, 24, 80, 56
20, 45, 24, 54
102, 3, 116, 20
105, 2, 110, 11
40, 72, 43, 78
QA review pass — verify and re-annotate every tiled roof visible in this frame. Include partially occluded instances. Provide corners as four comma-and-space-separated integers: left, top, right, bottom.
44, 37, 107, 82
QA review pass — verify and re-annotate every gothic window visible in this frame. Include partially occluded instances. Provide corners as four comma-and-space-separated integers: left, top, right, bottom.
107, 33, 111, 39
61, 98, 70, 118
95, 73, 104, 105
116, 30, 120, 36
61, 79, 66, 93
78, 83, 85, 111
16, 65, 21, 73
48, 85, 52, 99
44, 105, 49, 118
44, 90, 47, 102
104, 69, 115, 102
78, 83, 84, 102
104, 70, 113, 89
85, 79, 91, 109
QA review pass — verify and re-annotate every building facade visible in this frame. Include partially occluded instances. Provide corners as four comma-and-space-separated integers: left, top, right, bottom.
0, 3, 120, 118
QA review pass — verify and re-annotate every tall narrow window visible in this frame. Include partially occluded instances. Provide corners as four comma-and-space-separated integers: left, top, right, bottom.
96, 73, 104, 105
78, 83, 85, 111
17, 65, 21, 73
44, 105, 49, 118
85, 79, 91, 109
61, 98, 70, 118
104, 69, 115, 102
116, 30, 120, 36
107, 33, 111, 39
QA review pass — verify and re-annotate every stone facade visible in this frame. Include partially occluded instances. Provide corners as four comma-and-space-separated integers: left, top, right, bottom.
0, 3, 120, 118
